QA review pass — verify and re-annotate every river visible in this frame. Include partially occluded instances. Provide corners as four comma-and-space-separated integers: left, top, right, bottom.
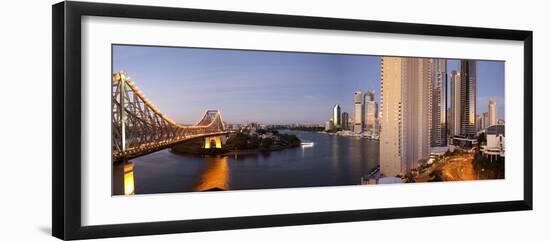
113, 130, 379, 195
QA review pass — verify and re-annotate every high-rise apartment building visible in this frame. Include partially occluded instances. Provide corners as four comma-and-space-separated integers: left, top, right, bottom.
447, 107, 452, 137
460, 60, 477, 137
380, 57, 402, 177
450, 70, 461, 137
364, 91, 377, 133
430, 59, 447, 147
476, 114, 483, 132
380, 57, 432, 177
488, 99, 497, 127
353, 91, 363, 133
401, 57, 432, 173
483, 112, 489, 129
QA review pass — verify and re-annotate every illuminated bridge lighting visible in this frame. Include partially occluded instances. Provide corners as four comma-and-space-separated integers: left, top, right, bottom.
112, 71, 231, 161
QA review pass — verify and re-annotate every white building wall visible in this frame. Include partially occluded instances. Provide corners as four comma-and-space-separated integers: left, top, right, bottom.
380, 57, 402, 177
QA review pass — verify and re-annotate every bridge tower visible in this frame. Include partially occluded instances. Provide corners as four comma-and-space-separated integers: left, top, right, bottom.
118, 72, 128, 154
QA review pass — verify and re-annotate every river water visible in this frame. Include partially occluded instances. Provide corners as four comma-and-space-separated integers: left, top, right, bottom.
113, 130, 379, 195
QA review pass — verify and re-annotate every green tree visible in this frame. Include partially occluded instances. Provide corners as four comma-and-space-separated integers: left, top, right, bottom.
259, 138, 274, 151
477, 132, 486, 150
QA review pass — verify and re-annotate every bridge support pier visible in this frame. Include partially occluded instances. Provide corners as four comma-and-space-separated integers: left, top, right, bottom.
204, 136, 225, 149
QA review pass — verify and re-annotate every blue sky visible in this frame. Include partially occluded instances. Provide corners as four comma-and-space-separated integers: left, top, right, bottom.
113, 45, 504, 125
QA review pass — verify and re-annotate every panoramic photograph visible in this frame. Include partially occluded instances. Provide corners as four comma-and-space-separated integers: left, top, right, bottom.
111, 44, 505, 196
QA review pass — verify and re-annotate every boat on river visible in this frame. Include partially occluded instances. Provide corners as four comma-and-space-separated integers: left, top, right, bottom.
301, 141, 314, 148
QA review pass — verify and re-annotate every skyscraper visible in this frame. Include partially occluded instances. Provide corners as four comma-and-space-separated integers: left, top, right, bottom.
353, 91, 363, 134
488, 99, 497, 127
460, 60, 477, 137
447, 107, 453, 137
430, 59, 447, 147
401, 57, 431, 173
364, 91, 377, 133
483, 112, 489, 129
450, 70, 461, 137
325, 119, 334, 132
380, 57, 402, 177
380, 57, 432, 177
476, 114, 483, 132
333, 104, 341, 129
341, 112, 350, 130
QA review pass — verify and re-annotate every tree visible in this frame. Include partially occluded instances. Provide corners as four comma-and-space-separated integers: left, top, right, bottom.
404, 172, 416, 183
259, 138, 274, 151
226, 133, 248, 150
477, 132, 486, 151
429, 170, 444, 182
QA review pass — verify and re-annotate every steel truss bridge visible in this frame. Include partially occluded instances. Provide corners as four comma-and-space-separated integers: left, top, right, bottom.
112, 72, 229, 162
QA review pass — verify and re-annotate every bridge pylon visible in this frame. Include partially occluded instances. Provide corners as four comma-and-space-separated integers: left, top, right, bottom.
111, 72, 229, 161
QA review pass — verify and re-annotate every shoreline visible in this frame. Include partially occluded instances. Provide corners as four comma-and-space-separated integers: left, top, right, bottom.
170, 145, 301, 157
285, 129, 379, 140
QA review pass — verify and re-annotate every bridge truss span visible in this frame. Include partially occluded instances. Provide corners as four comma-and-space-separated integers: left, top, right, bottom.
112, 72, 228, 162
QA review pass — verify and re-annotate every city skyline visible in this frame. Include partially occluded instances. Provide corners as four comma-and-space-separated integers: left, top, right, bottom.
113, 45, 504, 125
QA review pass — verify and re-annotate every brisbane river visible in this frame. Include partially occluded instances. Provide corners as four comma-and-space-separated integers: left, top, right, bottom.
113, 130, 379, 195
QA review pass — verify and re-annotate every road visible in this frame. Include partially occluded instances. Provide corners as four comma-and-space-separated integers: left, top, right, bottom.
416, 152, 476, 182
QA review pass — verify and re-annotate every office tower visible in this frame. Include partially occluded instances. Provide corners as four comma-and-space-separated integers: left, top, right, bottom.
488, 99, 497, 127
450, 70, 461, 137
460, 60, 477, 137
476, 114, 483, 132
364, 91, 377, 133
353, 91, 363, 133
379, 57, 432, 177
483, 112, 489, 129
341, 112, 350, 130
430, 59, 447, 147
333, 104, 341, 129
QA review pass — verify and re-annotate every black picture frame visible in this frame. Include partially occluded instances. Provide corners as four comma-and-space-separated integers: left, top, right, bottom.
52, 1, 533, 240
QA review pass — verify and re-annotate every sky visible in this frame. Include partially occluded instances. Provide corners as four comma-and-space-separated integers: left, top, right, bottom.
113, 45, 504, 125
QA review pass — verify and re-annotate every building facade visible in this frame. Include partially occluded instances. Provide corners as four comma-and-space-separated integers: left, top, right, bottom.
380, 57, 403, 177
325, 120, 334, 131
401, 57, 432, 173
333, 104, 341, 129
476, 114, 483, 132
460, 60, 477, 137
482, 112, 489, 129
353, 91, 363, 133
380, 57, 432, 177
450, 70, 461, 137
364, 91, 377, 133
341, 112, 350, 130
481, 124, 505, 161
430, 59, 447, 147
488, 99, 497, 126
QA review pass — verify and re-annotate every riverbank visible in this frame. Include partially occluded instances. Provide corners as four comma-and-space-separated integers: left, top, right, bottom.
319, 130, 379, 140
171, 130, 301, 156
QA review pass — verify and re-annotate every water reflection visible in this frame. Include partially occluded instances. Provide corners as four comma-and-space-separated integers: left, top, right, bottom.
194, 156, 229, 191
112, 162, 137, 195
112, 130, 379, 195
